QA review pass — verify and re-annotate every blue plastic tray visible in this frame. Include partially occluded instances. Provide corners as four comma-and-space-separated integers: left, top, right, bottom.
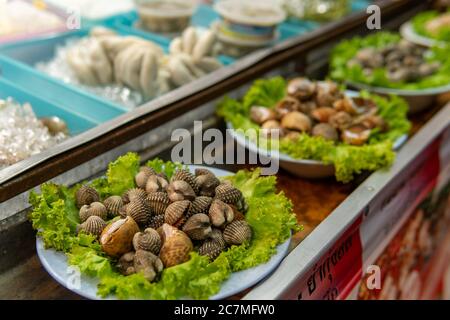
0, 78, 96, 135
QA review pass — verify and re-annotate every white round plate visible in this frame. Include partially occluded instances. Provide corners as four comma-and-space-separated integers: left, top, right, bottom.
36, 165, 292, 300
226, 90, 408, 179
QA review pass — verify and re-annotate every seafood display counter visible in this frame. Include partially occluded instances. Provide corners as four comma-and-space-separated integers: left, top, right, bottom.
1, 0, 449, 300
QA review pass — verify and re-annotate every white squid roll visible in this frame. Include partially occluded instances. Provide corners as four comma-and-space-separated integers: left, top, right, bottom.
192, 30, 216, 61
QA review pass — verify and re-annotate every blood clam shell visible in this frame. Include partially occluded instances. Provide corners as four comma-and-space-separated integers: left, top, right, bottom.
214, 184, 242, 205
167, 180, 196, 202
103, 195, 124, 218
182, 214, 212, 241
189, 196, 213, 215
223, 220, 252, 245
165, 200, 191, 228
126, 198, 151, 226
77, 215, 106, 237
122, 188, 147, 204
171, 169, 199, 194
209, 199, 234, 228
79, 202, 107, 222
147, 192, 171, 215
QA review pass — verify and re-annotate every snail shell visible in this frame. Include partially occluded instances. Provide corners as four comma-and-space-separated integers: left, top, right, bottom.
122, 188, 147, 204
182, 214, 212, 241
261, 120, 285, 139
171, 169, 199, 194
133, 228, 161, 255
333, 98, 359, 115
287, 77, 317, 101
189, 196, 213, 215
316, 84, 341, 107
167, 180, 196, 202
214, 184, 242, 205
133, 249, 164, 282
117, 252, 136, 276
100, 216, 140, 258
79, 202, 107, 223
158, 223, 193, 268
195, 174, 220, 197
250, 106, 277, 125
223, 220, 252, 245
147, 192, 171, 215
148, 214, 165, 230
275, 97, 301, 118
165, 200, 191, 228
311, 107, 337, 123
103, 195, 123, 218
329, 111, 353, 131
77, 216, 106, 237
312, 123, 339, 142
209, 199, 234, 228
341, 124, 371, 146
281, 111, 312, 133
145, 175, 169, 194
75, 185, 99, 208
126, 198, 151, 226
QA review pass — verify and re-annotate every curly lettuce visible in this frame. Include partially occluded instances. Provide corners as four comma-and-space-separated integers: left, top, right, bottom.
330, 31, 450, 90
29, 153, 298, 300
412, 10, 450, 42
217, 77, 411, 182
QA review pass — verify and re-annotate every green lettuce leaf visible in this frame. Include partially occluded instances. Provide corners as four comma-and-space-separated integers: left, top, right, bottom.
330, 31, 450, 90
243, 76, 287, 110
29, 154, 299, 300
29, 184, 80, 252
89, 152, 140, 199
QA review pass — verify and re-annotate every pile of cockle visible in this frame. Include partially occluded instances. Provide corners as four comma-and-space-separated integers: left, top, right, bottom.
347, 39, 440, 83
249, 78, 387, 145
75, 166, 252, 282
0, 98, 67, 169
65, 27, 222, 99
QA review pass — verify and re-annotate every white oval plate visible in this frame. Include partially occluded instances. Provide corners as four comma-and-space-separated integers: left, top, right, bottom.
36, 165, 292, 300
